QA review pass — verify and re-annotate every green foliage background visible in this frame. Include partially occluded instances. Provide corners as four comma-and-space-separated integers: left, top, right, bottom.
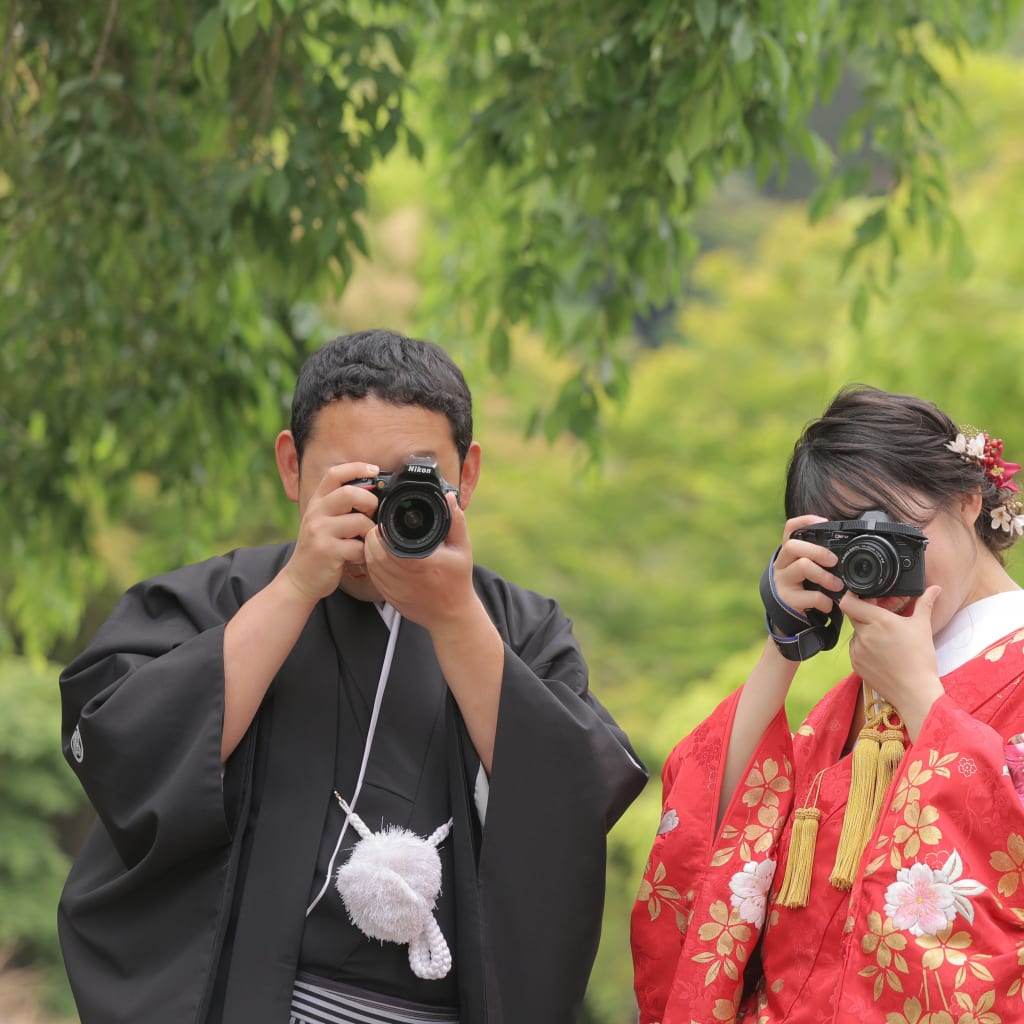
3, 6, 1024, 1022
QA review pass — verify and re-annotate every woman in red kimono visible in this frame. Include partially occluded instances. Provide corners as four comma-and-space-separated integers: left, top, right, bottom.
632, 386, 1024, 1023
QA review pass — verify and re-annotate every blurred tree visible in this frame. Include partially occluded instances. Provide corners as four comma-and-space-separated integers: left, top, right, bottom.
1, 0, 1021, 655
0, 657, 82, 988
419, 0, 1021, 439
450, 50, 1024, 1013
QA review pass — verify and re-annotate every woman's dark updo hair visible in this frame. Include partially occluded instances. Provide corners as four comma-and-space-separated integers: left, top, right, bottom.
785, 385, 1018, 561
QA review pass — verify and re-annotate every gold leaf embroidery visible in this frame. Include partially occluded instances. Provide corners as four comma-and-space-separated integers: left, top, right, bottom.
968, 960, 995, 982
864, 854, 887, 877
711, 846, 736, 868
991, 833, 1024, 897
713, 999, 737, 1021
893, 802, 943, 859
918, 927, 972, 970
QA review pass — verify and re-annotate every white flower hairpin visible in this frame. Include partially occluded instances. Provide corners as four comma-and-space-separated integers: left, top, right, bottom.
946, 428, 1024, 537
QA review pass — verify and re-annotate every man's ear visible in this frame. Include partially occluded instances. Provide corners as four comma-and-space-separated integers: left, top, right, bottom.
275, 430, 301, 502
456, 441, 483, 510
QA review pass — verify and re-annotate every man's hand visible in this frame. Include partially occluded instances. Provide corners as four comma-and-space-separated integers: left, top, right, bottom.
366, 494, 505, 772
363, 492, 478, 630
281, 462, 382, 603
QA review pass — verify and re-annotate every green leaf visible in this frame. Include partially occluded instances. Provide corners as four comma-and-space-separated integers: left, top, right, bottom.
229, 8, 261, 53
854, 207, 888, 248
850, 281, 870, 330
840, 163, 872, 199
730, 17, 755, 64
489, 323, 511, 373
204, 26, 232, 92
194, 8, 223, 53
665, 145, 688, 186
695, 0, 717, 40
683, 92, 715, 160
807, 176, 842, 223
27, 410, 47, 443
265, 170, 290, 215
759, 32, 790, 94
64, 137, 84, 170
802, 131, 835, 177
947, 217, 974, 278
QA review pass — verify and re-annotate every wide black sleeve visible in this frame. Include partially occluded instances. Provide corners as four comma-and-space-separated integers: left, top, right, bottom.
473, 568, 648, 1023
59, 546, 285, 870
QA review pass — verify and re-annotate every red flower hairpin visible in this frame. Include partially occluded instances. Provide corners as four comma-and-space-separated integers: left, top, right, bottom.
947, 429, 1024, 537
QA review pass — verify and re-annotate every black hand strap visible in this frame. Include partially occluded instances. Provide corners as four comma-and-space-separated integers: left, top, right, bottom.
759, 546, 843, 662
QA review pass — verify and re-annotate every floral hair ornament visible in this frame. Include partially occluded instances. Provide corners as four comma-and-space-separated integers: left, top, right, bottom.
946, 427, 1024, 538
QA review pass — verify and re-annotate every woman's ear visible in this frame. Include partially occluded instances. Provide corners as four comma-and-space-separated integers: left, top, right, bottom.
960, 489, 983, 527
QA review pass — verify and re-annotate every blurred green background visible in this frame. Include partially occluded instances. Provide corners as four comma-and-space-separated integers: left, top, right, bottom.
3, 2, 1024, 1020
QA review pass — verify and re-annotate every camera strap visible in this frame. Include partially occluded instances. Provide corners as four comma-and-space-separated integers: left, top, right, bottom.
759, 546, 844, 662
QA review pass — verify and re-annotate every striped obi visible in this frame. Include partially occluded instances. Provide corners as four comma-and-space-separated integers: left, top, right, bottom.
290, 972, 460, 1024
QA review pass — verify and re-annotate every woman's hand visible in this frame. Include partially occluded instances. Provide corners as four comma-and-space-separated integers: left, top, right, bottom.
840, 585, 945, 740
770, 515, 845, 624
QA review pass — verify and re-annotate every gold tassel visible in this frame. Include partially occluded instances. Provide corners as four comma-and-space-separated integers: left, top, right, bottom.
830, 695, 906, 891
776, 770, 826, 909
776, 807, 821, 908
829, 724, 881, 890
867, 722, 906, 836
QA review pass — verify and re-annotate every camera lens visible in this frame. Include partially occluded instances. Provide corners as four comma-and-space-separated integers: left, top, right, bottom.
840, 538, 899, 596
395, 500, 430, 540
378, 484, 451, 558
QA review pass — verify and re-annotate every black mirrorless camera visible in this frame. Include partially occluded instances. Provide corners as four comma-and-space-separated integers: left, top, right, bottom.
349, 456, 461, 559
791, 510, 928, 598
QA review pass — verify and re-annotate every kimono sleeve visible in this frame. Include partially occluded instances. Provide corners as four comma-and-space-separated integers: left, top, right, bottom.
841, 690, 1024, 1018
471, 569, 648, 1024
59, 553, 256, 870
632, 687, 795, 1024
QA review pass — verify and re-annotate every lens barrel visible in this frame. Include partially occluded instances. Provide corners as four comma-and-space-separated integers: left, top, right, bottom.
377, 482, 452, 558
839, 537, 899, 596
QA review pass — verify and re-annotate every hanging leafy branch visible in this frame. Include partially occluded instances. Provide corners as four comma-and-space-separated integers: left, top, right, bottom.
0, 0, 420, 653
0, 0, 1019, 655
420, 0, 1020, 444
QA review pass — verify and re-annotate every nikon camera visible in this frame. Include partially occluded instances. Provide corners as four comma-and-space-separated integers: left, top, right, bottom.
349, 456, 461, 559
791, 510, 928, 598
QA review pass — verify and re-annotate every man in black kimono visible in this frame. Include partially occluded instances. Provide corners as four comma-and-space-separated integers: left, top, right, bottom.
58, 329, 648, 1024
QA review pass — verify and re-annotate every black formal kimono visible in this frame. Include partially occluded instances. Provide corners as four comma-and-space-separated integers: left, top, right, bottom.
58, 543, 647, 1024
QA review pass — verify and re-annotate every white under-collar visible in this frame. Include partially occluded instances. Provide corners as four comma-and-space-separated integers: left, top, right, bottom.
376, 601, 399, 630
933, 590, 1024, 676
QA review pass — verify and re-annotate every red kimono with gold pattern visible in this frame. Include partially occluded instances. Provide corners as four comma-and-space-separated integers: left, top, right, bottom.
632, 628, 1024, 1023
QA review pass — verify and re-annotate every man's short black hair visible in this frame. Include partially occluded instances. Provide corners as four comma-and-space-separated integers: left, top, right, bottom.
290, 329, 474, 463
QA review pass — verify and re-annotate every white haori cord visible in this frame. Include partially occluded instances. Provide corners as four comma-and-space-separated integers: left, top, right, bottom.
305, 605, 402, 917
333, 795, 454, 981
303, 604, 455, 981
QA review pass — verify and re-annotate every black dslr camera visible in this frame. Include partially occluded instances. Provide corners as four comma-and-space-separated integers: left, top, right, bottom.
791, 510, 928, 598
350, 456, 461, 559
